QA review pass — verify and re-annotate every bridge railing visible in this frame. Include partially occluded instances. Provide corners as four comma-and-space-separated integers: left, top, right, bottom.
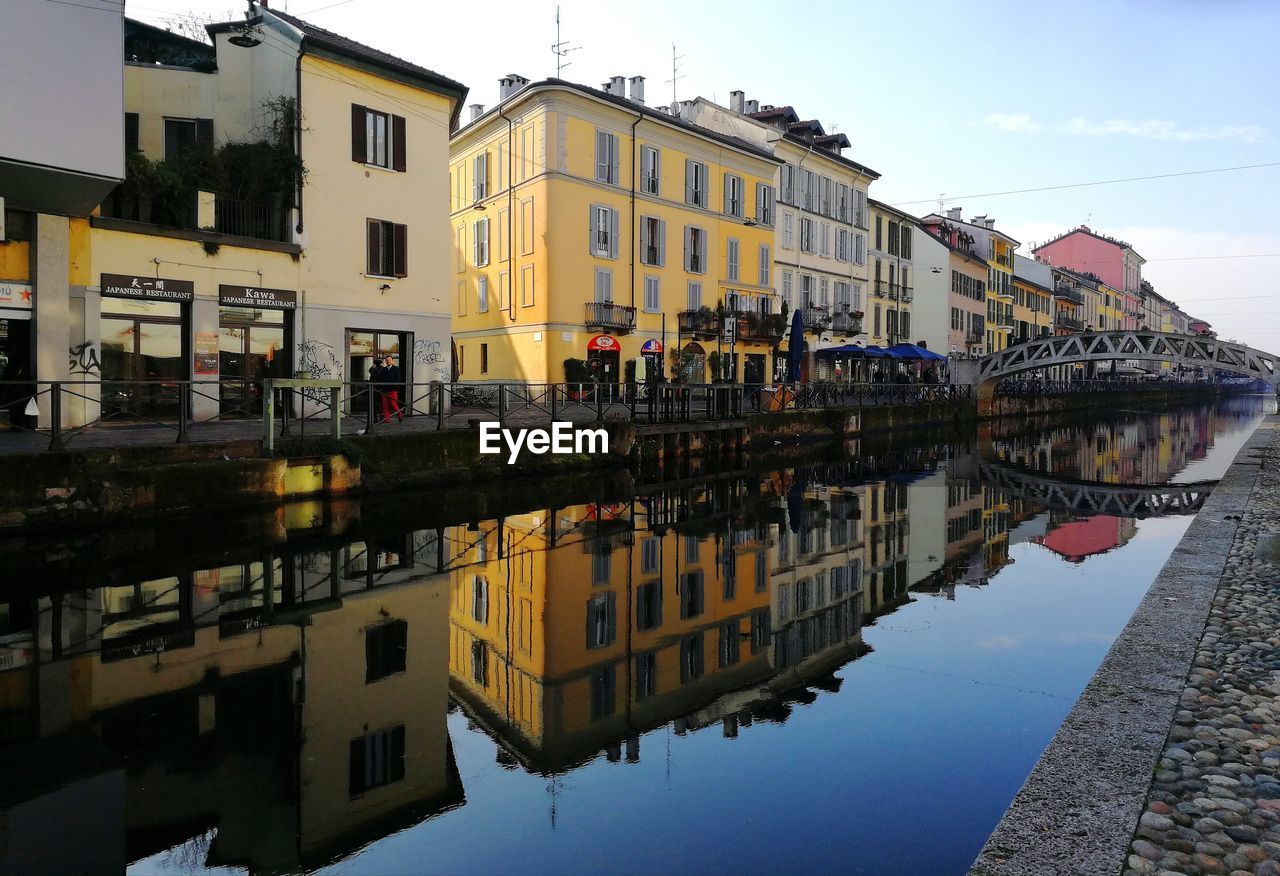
993, 378, 1210, 396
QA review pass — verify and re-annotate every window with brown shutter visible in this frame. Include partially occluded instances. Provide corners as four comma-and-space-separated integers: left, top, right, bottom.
352, 103, 366, 161
124, 113, 139, 153
367, 218, 408, 278
392, 115, 406, 171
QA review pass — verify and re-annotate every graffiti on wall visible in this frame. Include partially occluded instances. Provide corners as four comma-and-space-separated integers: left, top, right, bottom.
414, 339, 449, 381
297, 338, 342, 401
68, 342, 101, 376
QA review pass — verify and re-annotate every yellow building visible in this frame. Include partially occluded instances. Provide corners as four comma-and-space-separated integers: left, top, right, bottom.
867, 200, 916, 346
2, 7, 466, 430
921, 210, 1017, 352
449, 76, 782, 385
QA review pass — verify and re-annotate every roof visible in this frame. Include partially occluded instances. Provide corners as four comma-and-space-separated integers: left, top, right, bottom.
920, 212, 1021, 246
457, 79, 782, 165
748, 105, 800, 125
918, 221, 987, 265
870, 198, 921, 222
210, 6, 468, 126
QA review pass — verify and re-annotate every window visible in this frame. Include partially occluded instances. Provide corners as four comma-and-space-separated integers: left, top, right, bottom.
855, 232, 866, 266
854, 190, 868, 228
718, 622, 740, 667
875, 215, 883, 250
782, 213, 794, 249
641, 537, 660, 573
687, 281, 702, 310
756, 182, 774, 225
751, 610, 769, 653
472, 152, 488, 201
367, 219, 407, 277
124, 112, 139, 153
685, 535, 700, 563
803, 170, 818, 212
473, 217, 489, 266
365, 620, 407, 682
587, 592, 616, 648
590, 205, 618, 258
596, 130, 619, 184
781, 271, 793, 308
685, 159, 708, 208
590, 667, 616, 720
724, 173, 744, 217
164, 117, 212, 161
637, 580, 662, 631
901, 226, 913, 259
821, 176, 833, 216
644, 275, 661, 312
641, 145, 660, 195
472, 576, 489, 622
684, 226, 707, 274
471, 639, 487, 685
820, 222, 831, 257
477, 275, 489, 313
592, 552, 611, 585
349, 725, 405, 796
800, 218, 814, 254
836, 183, 849, 222
727, 237, 740, 282
680, 633, 704, 683
780, 164, 796, 205
888, 221, 899, 256
836, 228, 851, 262
679, 571, 704, 619
594, 268, 614, 303
759, 245, 771, 288
640, 216, 665, 266
480, 343, 489, 375
351, 104, 405, 171
636, 652, 657, 699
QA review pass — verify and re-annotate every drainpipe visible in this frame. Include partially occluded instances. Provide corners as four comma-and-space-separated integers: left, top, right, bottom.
497, 105, 516, 322
294, 36, 306, 235
629, 112, 642, 312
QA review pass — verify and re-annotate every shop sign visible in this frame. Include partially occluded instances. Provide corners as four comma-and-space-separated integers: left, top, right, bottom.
218, 284, 297, 310
194, 332, 219, 376
640, 339, 663, 353
587, 335, 619, 352
101, 273, 194, 302
0, 282, 33, 310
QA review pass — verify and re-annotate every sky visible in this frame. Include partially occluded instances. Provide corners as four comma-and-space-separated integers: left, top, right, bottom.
125, 0, 1280, 350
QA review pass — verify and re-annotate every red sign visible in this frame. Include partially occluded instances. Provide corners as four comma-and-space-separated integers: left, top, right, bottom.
588, 335, 619, 351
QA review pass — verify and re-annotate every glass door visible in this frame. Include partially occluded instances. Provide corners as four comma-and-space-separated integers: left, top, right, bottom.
219, 310, 286, 416
347, 331, 408, 415
100, 301, 186, 420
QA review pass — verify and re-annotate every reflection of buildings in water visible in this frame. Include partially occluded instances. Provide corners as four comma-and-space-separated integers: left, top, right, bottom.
1031, 513, 1137, 564
988, 405, 1218, 485
0, 532, 462, 873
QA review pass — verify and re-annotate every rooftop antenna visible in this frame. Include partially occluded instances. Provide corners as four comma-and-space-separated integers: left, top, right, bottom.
937, 193, 946, 213
665, 43, 684, 105
551, 6, 579, 78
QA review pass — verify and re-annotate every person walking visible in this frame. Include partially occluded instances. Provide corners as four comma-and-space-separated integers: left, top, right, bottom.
378, 354, 404, 423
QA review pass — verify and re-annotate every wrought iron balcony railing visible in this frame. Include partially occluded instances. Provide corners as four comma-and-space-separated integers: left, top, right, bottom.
677, 309, 720, 336
585, 302, 637, 332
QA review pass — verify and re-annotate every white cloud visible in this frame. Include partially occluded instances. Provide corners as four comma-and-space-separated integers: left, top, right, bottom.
983, 113, 1043, 134
983, 113, 1265, 144
1063, 117, 1265, 144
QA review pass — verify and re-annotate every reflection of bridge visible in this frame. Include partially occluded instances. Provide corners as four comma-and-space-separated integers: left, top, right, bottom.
978, 460, 1214, 517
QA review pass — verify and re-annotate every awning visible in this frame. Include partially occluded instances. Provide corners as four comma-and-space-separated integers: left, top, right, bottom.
814, 344, 871, 357
588, 335, 620, 352
886, 343, 947, 361
640, 339, 663, 353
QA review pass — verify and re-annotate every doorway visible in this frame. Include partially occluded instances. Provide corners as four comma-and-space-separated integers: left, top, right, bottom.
0, 314, 33, 429
348, 330, 410, 415
100, 300, 188, 419
218, 307, 289, 416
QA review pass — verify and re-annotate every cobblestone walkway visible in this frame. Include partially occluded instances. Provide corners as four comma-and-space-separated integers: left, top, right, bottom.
1127, 423, 1280, 876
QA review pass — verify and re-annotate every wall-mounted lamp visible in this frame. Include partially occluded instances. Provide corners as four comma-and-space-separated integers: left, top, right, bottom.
473, 202, 487, 211
742, 220, 757, 227
379, 283, 391, 294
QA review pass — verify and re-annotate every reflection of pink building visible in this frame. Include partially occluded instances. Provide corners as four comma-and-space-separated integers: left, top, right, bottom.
1033, 226, 1145, 299
1033, 514, 1135, 563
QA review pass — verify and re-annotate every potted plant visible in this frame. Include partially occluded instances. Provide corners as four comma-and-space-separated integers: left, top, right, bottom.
564, 357, 592, 399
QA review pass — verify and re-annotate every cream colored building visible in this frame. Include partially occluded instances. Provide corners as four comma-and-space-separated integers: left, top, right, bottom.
868, 200, 916, 346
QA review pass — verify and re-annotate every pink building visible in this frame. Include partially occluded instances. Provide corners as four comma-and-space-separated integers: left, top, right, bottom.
1033, 226, 1146, 300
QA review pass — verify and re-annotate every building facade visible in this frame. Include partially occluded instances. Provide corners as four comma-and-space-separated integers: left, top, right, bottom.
917, 215, 988, 356
868, 200, 915, 347
1012, 255, 1053, 343
1032, 225, 1146, 331
449, 77, 781, 385
921, 210, 1017, 353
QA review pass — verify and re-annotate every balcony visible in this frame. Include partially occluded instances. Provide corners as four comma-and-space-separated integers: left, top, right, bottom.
1056, 315, 1084, 332
728, 310, 788, 343
873, 280, 912, 302
586, 301, 637, 333
1054, 286, 1085, 306
678, 308, 721, 337
801, 305, 831, 333
831, 311, 864, 334
966, 329, 984, 347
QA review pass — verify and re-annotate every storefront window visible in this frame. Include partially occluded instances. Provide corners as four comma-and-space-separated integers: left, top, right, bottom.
348, 331, 409, 414
218, 307, 288, 416
101, 300, 186, 419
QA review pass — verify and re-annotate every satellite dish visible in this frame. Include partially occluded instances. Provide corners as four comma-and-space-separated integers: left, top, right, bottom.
669, 101, 680, 116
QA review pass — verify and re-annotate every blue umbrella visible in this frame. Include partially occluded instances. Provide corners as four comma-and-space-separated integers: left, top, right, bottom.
786, 308, 805, 382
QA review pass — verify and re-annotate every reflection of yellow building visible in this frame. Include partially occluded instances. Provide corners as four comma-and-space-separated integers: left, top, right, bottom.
449, 77, 781, 385
446, 499, 776, 769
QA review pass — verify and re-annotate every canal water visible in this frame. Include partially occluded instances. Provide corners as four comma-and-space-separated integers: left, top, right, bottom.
0, 396, 1272, 876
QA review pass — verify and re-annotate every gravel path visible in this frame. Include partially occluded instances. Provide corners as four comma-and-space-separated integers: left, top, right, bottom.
1126, 422, 1280, 875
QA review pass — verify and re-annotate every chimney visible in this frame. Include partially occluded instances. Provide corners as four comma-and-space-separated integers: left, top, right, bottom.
946, 207, 962, 221
602, 75, 626, 96
745, 99, 759, 114
628, 76, 645, 105
984, 218, 995, 229
729, 90, 745, 113
498, 74, 530, 101
468, 103, 485, 122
